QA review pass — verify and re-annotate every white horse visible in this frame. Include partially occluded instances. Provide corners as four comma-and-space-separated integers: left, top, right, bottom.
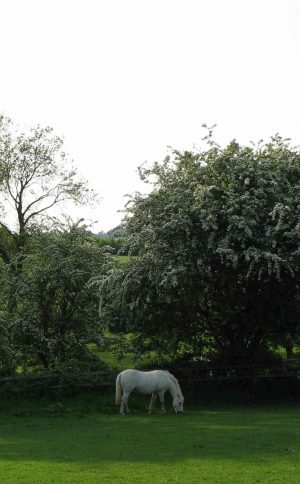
115, 369, 184, 415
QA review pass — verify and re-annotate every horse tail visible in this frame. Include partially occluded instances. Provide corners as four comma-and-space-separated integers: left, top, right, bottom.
115, 373, 123, 405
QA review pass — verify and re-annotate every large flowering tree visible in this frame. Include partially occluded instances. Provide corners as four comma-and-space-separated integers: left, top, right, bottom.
99, 133, 300, 363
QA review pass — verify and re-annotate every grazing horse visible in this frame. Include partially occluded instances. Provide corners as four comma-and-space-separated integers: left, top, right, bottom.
115, 369, 184, 415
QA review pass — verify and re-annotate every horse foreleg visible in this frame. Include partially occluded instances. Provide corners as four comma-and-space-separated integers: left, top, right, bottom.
148, 393, 157, 414
159, 391, 166, 413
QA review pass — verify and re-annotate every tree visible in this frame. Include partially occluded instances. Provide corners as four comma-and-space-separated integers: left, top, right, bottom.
99, 133, 300, 363
12, 223, 113, 369
0, 115, 96, 269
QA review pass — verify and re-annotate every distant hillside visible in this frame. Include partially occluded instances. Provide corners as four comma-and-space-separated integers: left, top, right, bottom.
96, 225, 125, 239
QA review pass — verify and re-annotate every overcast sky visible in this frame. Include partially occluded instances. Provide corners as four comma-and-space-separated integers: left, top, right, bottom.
0, 0, 299, 231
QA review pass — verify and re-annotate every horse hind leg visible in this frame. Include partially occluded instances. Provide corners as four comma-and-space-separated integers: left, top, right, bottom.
120, 392, 128, 415
120, 396, 125, 415
121, 392, 130, 414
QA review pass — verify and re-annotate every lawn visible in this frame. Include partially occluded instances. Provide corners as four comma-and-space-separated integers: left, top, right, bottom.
88, 343, 162, 370
0, 397, 299, 483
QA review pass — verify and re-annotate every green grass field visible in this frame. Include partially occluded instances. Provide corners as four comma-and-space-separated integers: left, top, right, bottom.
0, 396, 300, 483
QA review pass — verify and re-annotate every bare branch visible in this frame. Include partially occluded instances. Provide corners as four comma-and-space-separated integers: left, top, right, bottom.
24, 190, 75, 224
22, 185, 65, 217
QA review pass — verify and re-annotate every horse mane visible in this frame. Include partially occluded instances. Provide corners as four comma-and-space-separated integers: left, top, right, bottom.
164, 371, 183, 399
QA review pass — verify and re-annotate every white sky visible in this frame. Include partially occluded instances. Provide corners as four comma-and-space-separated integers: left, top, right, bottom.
0, 0, 299, 231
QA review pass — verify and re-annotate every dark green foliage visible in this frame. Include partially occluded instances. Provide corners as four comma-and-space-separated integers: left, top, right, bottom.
99, 134, 300, 363
0, 311, 18, 375
0, 116, 109, 373
10, 225, 114, 369
0, 223, 115, 373
0, 368, 116, 400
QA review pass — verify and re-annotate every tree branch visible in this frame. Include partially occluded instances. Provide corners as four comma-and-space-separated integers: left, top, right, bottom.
24, 193, 68, 224
6, 179, 18, 205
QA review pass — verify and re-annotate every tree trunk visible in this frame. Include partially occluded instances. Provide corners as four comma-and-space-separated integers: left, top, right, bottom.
285, 344, 294, 359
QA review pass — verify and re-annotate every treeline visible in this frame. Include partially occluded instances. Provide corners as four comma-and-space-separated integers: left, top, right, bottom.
93, 234, 125, 254
0, 115, 299, 377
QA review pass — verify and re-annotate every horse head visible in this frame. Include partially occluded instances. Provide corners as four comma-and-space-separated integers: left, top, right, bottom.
172, 396, 184, 413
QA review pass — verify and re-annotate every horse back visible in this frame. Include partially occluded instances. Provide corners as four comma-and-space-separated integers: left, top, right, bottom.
119, 369, 168, 394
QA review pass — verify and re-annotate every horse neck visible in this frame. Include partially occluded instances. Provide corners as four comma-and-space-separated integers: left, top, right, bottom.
168, 377, 179, 400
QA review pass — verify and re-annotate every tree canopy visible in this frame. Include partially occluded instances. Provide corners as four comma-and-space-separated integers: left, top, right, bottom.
0, 115, 96, 265
99, 133, 300, 363
13, 223, 113, 369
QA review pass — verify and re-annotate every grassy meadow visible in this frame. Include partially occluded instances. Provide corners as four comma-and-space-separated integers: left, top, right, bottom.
2, 344, 300, 482
0, 395, 300, 483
